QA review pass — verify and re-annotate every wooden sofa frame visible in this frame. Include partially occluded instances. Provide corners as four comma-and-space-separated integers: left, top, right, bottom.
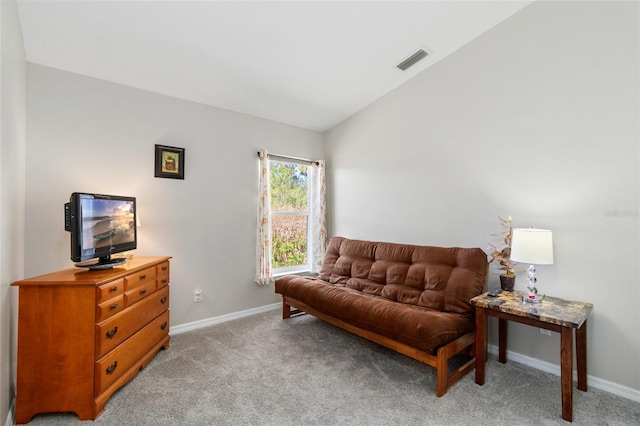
281, 295, 477, 397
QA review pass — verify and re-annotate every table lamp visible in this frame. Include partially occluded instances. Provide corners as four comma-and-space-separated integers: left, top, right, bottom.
509, 228, 554, 303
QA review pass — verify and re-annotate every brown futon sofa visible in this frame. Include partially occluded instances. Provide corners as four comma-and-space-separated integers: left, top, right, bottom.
275, 236, 488, 396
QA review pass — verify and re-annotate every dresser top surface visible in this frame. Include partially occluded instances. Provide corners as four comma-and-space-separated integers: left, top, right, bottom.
12, 256, 171, 287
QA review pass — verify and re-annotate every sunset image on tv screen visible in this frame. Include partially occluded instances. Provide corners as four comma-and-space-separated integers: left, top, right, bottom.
81, 198, 135, 250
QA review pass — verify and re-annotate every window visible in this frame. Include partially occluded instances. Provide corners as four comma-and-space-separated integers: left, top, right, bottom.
255, 149, 326, 286
270, 160, 310, 274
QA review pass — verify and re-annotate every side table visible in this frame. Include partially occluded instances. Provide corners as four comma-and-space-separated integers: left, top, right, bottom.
471, 291, 593, 422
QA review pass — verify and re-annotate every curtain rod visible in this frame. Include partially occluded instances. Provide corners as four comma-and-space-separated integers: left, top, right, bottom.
256, 151, 319, 166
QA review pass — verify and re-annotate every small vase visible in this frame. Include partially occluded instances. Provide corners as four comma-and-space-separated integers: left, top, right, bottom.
500, 274, 515, 291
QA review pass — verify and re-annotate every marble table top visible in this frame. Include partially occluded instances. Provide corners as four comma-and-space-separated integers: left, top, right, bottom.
470, 290, 593, 328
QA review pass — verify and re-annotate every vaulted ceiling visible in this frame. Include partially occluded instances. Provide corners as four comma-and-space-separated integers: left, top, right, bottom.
17, 1, 532, 132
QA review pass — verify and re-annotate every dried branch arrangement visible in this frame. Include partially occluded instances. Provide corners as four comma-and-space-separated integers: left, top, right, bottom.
488, 215, 516, 276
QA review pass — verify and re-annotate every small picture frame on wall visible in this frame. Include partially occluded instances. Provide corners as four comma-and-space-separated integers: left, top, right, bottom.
155, 144, 185, 180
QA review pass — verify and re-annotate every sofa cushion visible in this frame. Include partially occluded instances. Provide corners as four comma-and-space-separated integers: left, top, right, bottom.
318, 237, 487, 316
275, 275, 475, 353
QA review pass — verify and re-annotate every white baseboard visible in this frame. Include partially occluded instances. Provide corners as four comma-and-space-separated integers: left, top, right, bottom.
169, 302, 280, 335
487, 344, 640, 403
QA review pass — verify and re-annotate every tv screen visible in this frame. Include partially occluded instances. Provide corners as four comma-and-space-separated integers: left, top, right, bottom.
65, 192, 137, 269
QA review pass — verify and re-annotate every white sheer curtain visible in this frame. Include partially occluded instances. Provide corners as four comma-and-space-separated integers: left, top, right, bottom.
255, 149, 273, 286
309, 160, 327, 273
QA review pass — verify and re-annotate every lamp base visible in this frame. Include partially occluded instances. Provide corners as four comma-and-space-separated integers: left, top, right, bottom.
522, 293, 545, 303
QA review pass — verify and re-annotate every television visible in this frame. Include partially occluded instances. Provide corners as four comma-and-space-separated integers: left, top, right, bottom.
65, 192, 137, 269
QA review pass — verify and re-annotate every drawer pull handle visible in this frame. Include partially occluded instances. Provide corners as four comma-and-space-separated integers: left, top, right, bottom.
160, 296, 167, 304
106, 361, 118, 375
140, 274, 147, 280
140, 289, 147, 295
111, 286, 118, 292
161, 321, 167, 330
110, 304, 118, 310
162, 266, 168, 271
106, 327, 118, 339
161, 279, 168, 284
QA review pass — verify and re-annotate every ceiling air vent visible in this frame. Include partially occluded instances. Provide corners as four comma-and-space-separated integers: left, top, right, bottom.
396, 49, 429, 71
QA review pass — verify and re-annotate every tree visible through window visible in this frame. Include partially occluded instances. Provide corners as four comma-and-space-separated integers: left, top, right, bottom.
270, 160, 309, 271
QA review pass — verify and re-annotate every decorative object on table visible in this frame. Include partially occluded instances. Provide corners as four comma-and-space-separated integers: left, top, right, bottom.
509, 228, 554, 303
488, 215, 516, 291
155, 144, 185, 179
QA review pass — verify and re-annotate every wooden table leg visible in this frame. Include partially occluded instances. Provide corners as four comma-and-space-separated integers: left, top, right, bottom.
475, 306, 486, 385
576, 320, 588, 392
498, 318, 508, 364
561, 326, 573, 422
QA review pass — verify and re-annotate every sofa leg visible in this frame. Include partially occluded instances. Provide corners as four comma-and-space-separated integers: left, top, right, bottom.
282, 299, 291, 319
436, 346, 448, 397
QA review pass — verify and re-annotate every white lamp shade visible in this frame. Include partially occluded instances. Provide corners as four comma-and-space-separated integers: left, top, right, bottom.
510, 228, 554, 265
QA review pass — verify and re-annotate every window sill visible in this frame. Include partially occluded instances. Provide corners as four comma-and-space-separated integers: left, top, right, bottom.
272, 270, 316, 279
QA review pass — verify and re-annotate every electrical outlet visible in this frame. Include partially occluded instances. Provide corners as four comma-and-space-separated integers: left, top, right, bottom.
194, 289, 202, 302
540, 328, 552, 336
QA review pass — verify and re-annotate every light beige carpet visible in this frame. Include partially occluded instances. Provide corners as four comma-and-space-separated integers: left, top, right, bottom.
26, 310, 640, 425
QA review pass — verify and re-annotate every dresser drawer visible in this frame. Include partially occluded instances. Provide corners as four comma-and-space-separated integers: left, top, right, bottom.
96, 294, 125, 322
124, 279, 156, 306
96, 286, 169, 358
95, 310, 169, 396
124, 266, 156, 290
156, 261, 170, 277
96, 279, 124, 304
156, 275, 169, 289
156, 274, 169, 290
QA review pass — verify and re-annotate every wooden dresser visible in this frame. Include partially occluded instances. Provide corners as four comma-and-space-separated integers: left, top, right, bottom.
12, 256, 171, 424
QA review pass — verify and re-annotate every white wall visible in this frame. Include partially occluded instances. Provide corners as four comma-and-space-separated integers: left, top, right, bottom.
0, 0, 26, 422
325, 1, 639, 392
25, 64, 323, 326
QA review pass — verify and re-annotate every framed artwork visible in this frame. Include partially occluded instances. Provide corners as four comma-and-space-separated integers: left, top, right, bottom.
155, 144, 185, 180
